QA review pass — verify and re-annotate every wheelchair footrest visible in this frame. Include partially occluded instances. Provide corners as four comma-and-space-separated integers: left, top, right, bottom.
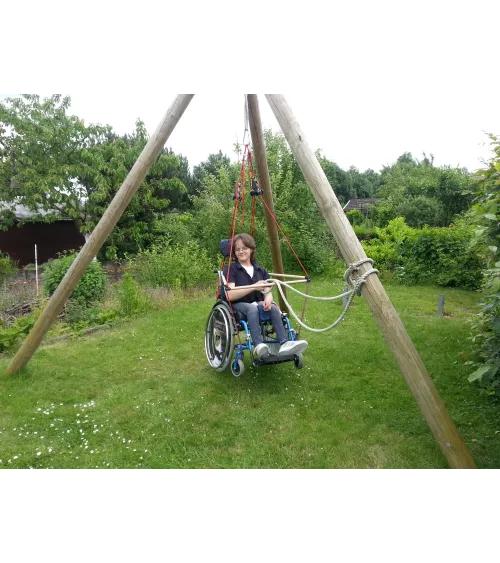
253, 353, 296, 367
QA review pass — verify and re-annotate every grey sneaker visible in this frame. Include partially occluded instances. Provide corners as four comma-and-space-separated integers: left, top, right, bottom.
255, 343, 270, 358
278, 340, 308, 357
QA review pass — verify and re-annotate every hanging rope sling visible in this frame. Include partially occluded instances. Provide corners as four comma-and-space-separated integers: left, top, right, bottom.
218, 99, 379, 335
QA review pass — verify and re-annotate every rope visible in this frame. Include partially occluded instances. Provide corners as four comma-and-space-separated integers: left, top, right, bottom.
343, 259, 379, 295
242, 95, 250, 147
258, 196, 310, 278
297, 280, 309, 339
262, 261, 379, 333
273, 279, 357, 333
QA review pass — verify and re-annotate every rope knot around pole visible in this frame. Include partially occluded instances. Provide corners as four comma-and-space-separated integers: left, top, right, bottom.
344, 258, 379, 295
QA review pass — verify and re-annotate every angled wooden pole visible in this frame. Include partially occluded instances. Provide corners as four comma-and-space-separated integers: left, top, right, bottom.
266, 94, 476, 469
246, 94, 288, 313
5, 95, 194, 376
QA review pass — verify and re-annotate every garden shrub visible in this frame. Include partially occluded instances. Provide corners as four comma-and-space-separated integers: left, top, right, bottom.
127, 241, 216, 289
371, 202, 397, 227
353, 225, 378, 241
393, 195, 446, 228
43, 253, 107, 306
0, 315, 36, 354
115, 273, 154, 316
362, 218, 485, 289
0, 252, 17, 284
152, 214, 193, 247
466, 133, 500, 393
280, 227, 334, 275
468, 269, 500, 392
346, 209, 364, 226
64, 301, 118, 327
362, 217, 410, 270
398, 224, 484, 289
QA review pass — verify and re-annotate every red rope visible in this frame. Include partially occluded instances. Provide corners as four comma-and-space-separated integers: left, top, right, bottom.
221, 168, 248, 346
238, 145, 249, 228
258, 196, 309, 278
297, 280, 310, 339
250, 197, 257, 238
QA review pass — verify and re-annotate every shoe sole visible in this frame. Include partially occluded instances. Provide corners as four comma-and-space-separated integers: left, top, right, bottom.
278, 342, 308, 357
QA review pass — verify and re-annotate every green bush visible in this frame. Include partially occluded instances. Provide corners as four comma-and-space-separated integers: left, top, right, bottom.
466, 133, 500, 393
64, 301, 114, 325
152, 214, 193, 247
371, 202, 397, 227
346, 209, 364, 226
353, 225, 378, 241
362, 218, 485, 289
399, 225, 484, 289
43, 253, 107, 306
127, 241, 216, 289
0, 252, 17, 284
115, 273, 154, 316
362, 217, 411, 270
468, 268, 500, 392
0, 315, 36, 354
393, 195, 446, 228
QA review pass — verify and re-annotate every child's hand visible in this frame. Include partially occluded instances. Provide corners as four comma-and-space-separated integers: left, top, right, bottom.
263, 294, 273, 311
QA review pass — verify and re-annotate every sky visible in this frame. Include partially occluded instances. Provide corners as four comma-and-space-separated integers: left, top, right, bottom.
3, 2, 499, 175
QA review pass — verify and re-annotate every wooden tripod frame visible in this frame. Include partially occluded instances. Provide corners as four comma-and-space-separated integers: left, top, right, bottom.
4, 94, 476, 469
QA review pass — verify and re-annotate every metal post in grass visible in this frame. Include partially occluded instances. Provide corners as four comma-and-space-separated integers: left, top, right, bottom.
265, 94, 476, 469
438, 294, 445, 317
5, 95, 195, 376
246, 94, 288, 314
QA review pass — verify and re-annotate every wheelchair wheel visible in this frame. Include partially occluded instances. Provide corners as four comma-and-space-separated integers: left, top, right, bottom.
294, 353, 304, 369
205, 301, 235, 372
231, 359, 245, 377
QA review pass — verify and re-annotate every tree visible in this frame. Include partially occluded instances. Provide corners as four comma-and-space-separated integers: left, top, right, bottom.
0, 95, 109, 229
191, 151, 236, 196
467, 134, 500, 392
375, 156, 474, 227
317, 154, 354, 204
346, 166, 381, 199
393, 195, 445, 228
189, 130, 336, 274
0, 95, 189, 258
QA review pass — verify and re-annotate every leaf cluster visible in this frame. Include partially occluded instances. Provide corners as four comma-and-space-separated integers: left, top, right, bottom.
42, 252, 107, 306
467, 134, 500, 392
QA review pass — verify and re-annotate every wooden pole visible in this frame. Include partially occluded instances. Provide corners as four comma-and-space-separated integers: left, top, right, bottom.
265, 94, 476, 469
5, 95, 194, 376
246, 94, 288, 313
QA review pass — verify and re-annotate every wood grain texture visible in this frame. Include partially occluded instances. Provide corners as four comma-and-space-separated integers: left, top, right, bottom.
247, 94, 288, 313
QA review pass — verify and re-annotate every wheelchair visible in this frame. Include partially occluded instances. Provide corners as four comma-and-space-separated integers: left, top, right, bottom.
204, 242, 305, 377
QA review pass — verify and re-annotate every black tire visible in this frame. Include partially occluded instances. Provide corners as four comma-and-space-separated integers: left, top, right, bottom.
231, 359, 245, 377
205, 301, 235, 372
294, 353, 304, 369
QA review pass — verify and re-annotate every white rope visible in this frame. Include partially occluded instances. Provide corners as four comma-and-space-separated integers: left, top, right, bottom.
242, 95, 250, 147
276, 281, 356, 332
263, 259, 379, 333
267, 279, 354, 302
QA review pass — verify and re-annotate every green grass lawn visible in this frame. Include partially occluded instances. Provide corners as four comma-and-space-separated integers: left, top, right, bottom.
1, 279, 499, 469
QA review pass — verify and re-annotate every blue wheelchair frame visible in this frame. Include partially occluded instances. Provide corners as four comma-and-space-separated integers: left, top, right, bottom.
218, 277, 300, 374
232, 308, 297, 371
205, 239, 305, 376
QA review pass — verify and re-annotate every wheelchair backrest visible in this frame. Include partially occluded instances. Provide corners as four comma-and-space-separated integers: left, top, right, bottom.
219, 239, 233, 258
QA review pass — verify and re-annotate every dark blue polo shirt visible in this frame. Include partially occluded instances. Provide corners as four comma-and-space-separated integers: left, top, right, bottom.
223, 260, 270, 304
